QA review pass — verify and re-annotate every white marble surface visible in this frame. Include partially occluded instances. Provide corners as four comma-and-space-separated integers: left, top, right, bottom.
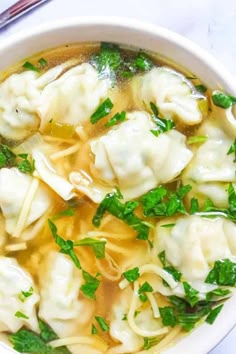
0, 0, 236, 353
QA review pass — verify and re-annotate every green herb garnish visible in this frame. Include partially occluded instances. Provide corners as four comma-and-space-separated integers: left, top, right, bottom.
206, 288, 231, 301
91, 324, 98, 334
159, 307, 177, 327
195, 84, 207, 93
22, 61, 40, 72
18, 287, 34, 302
150, 102, 175, 135
190, 197, 200, 214
48, 219, 81, 269
105, 111, 126, 127
143, 337, 159, 350
38, 58, 48, 68
205, 304, 223, 324
15, 311, 29, 319
227, 139, 236, 162
92, 192, 150, 240
205, 259, 236, 286
0, 144, 16, 168
187, 135, 208, 145
95, 316, 109, 332
74, 237, 106, 259
183, 282, 199, 307
90, 98, 114, 124
123, 267, 140, 282
80, 271, 100, 300
18, 154, 35, 174
212, 91, 236, 109
52, 208, 75, 220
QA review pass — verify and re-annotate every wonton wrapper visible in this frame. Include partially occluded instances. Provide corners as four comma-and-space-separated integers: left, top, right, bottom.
39, 252, 95, 337
89, 111, 192, 201
132, 67, 204, 125
0, 257, 39, 333
0, 168, 51, 236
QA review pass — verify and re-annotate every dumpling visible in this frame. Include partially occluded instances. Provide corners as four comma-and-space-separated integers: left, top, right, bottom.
90, 111, 192, 200
39, 252, 94, 337
0, 257, 39, 333
132, 67, 204, 125
38, 63, 111, 131
108, 287, 143, 354
183, 120, 236, 207
33, 151, 75, 201
0, 168, 51, 236
0, 60, 76, 140
155, 215, 236, 283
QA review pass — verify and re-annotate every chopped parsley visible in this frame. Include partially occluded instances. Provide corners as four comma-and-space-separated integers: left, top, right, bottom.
123, 267, 140, 282
205, 304, 223, 324
158, 250, 166, 267
91, 43, 154, 83
52, 208, 75, 220
48, 219, 81, 269
22, 61, 40, 72
105, 111, 126, 127
138, 281, 153, 303
143, 337, 159, 350
212, 90, 236, 109
90, 98, 114, 124
91, 324, 98, 334
18, 287, 34, 302
227, 139, 236, 162
80, 270, 100, 300
92, 192, 150, 240
195, 84, 207, 93
187, 135, 208, 145
18, 154, 35, 174
140, 184, 192, 218
183, 282, 199, 307
190, 197, 200, 214
205, 259, 236, 286
159, 307, 177, 327
160, 223, 176, 228
74, 237, 106, 259
0, 144, 16, 168
164, 266, 182, 282
95, 316, 109, 332
15, 311, 29, 320
38, 58, 48, 68
206, 288, 231, 301
150, 102, 175, 135
9, 319, 71, 353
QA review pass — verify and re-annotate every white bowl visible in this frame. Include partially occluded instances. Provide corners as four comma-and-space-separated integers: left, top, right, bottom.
0, 17, 236, 354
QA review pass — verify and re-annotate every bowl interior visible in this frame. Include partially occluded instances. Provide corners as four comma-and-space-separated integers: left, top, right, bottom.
0, 17, 235, 354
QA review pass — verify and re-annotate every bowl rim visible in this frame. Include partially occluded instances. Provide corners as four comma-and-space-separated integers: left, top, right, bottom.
0, 16, 236, 354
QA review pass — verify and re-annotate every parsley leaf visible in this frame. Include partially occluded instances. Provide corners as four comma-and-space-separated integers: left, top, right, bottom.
143, 337, 159, 350
158, 251, 166, 267
38, 319, 58, 342
105, 111, 126, 127
80, 270, 100, 300
38, 58, 48, 68
92, 192, 150, 240
74, 237, 106, 259
133, 52, 154, 71
150, 102, 175, 135
9, 329, 51, 353
212, 90, 236, 109
18, 287, 34, 302
22, 61, 40, 72
205, 259, 236, 286
95, 316, 109, 331
187, 135, 208, 145
15, 311, 29, 319
0, 144, 16, 168
183, 282, 199, 307
190, 197, 200, 214
18, 154, 35, 174
91, 324, 98, 334
195, 84, 207, 93
52, 208, 75, 220
164, 266, 182, 282
159, 307, 177, 327
138, 281, 153, 294
91, 42, 122, 82
227, 139, 236, 162
90, 98, 114, 124
123, 267, 140, 282
205, 304, 223, 324
48, 219, 81, 269
206, 288, 231, 301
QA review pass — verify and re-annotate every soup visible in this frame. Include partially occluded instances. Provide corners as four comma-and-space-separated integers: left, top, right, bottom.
0, 42, 236, 354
